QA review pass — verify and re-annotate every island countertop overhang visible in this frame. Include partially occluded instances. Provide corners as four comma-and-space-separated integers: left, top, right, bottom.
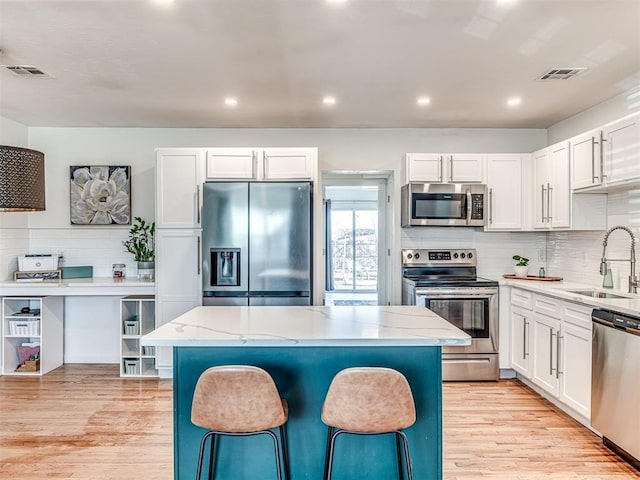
141, 305, 471, 347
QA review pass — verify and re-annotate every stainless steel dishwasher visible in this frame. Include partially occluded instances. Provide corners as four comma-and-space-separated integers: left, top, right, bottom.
591, 308, 640, 470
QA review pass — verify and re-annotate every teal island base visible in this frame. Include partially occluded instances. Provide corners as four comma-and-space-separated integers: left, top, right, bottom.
174, 345, 443, 479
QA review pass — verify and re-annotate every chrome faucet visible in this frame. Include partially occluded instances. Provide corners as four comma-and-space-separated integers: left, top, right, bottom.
600, 225, 638, 294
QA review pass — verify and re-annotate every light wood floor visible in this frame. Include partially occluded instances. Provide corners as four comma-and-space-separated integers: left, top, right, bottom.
0, 365, 638, 479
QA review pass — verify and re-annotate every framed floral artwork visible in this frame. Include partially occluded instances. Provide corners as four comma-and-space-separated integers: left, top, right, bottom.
70, 165, 131, 225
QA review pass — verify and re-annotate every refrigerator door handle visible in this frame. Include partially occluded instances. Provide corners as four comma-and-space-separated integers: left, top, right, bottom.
197, 235, 201, 275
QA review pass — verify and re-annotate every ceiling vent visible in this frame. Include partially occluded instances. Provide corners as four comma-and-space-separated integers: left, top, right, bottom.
3, 65, 51, 77
537, 68, 587, 81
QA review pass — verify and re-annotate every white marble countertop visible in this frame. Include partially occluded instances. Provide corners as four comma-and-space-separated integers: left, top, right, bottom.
141, 305, 472, 347
499, 277, 640, 316
0, 277, 155, 296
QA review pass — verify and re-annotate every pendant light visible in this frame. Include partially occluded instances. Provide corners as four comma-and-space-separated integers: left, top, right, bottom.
0, 145, 46, 212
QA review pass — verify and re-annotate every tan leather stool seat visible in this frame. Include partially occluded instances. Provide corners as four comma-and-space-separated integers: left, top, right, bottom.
321, 367, 416, 480
191, 365, 289, 480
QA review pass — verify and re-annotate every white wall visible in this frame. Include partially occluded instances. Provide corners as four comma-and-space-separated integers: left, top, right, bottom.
0, 116, 30, 280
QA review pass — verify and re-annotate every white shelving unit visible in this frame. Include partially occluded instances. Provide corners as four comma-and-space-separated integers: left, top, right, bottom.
1, 296, 63, 375
120, 295, 157, 378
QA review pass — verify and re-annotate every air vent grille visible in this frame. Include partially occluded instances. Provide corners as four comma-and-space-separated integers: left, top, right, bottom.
4, 65, 51, 77
537, 68, 587, 80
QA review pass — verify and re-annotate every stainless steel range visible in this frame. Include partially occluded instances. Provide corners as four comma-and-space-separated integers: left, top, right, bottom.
401, 248, 499, 381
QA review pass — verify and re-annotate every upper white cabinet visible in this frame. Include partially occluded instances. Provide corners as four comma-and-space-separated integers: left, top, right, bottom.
206, 147, 317, 181
571, 114, 640, 191
486, 154, 526, 230
156, 148, 203, 229
532, 142, 570, 229
602, 115, 640, 186
571, 129, 602, 190
404, 153, 484, 183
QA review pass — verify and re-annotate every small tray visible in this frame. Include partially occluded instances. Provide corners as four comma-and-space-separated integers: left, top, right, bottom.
503, 274, 563, 281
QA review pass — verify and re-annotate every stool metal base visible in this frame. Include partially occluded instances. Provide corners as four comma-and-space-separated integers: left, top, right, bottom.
322, 426, 414, 480
196, 425, 290, 480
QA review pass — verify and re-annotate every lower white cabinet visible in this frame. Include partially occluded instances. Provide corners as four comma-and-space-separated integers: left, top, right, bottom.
532, 312, 561, 396
509, 289, 592, 420
120, 296, 157, 378
1, 296, 63, 375
155, 229, 202, 371
510, 305, 532, 377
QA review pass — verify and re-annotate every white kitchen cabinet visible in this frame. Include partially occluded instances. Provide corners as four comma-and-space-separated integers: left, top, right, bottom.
206, 147, 317, 181
558, 302, 592, 418
571, 129, 603, 190
404, 153, 484, 183
2, 296, 63, 375
485, 154, 525, 230
532, 142, 570, 229
602, 115, 640, 186
510, 305, 532, 377
532, 312, 561, 396
155, 229, 202, 370
156, 148, 203, 228
206, 148, 256, 179
511, 290, 592, 420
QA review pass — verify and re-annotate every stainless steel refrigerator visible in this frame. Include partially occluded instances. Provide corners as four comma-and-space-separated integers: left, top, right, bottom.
202, 182, 312, 306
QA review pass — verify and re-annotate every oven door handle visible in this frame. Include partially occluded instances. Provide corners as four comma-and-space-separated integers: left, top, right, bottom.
415, 288, 498, 297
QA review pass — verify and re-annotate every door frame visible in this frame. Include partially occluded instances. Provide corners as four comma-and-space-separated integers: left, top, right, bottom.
321, 172, 392, 305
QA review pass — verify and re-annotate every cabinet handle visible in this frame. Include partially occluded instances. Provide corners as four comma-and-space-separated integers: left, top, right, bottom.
556, 334, 563, 379
262, 151, 267, 179
549, 330, 556, 375
541, 184, 546, 222
547, 183, 552, 222
600, 133, 608, 180
523, 317, 529, 359
197, 236, 201, 275
449, 156, 453, 182
196, 184, 201, 225
252, 151, 258, 178
591, 137, 599, 182
489, 188, 493, 225
439, 156, 443, 182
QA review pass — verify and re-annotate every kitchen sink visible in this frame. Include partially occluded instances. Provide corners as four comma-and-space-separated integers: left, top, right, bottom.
564, 289, 631, 299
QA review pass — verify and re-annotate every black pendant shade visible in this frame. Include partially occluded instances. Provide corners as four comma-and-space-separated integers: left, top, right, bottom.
0, 145, 46, 212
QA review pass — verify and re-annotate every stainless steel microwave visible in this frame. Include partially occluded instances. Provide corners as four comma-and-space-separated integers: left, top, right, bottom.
401, 183, 487, 227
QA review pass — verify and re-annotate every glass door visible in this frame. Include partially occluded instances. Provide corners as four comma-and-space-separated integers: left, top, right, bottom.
324, 181, 385, 306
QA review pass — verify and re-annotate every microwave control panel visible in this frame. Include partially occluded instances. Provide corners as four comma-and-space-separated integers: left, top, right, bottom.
471, 194, 484, 219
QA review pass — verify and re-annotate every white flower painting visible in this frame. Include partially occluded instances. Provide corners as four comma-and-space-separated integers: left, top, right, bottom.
70, 166, 131, 225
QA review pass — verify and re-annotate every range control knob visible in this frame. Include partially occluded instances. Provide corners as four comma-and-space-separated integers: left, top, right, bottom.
414, 253, 420, 259
461, 252, 466, 259
407, 253, 413, 259
468, 252, 473, 259
453, 253, 459, 259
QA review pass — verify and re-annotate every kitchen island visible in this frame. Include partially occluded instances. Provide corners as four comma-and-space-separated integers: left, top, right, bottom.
142, 305, 470, 480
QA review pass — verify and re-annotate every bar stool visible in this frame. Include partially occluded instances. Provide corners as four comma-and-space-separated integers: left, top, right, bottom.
191, 365, 289, 480
321, 367, 416, 480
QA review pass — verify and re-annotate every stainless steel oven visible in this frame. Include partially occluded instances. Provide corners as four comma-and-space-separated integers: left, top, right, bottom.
401, 249, 499, 381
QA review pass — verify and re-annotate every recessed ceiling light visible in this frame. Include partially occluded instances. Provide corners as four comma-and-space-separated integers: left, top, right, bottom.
151, 0, 175, 6
327, 0, 348, 4
224, 97, 238, 107
507, 97, 521, 107
417, 97, 431, 106
323, 96, 336, 106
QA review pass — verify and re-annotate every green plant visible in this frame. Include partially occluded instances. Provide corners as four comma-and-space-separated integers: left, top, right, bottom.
512, 255, 529, 267
123, 217, 155, 262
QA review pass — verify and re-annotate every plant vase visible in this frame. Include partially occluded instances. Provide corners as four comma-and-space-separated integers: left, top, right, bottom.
137, 261, 155, 280
514, 265, 529, 277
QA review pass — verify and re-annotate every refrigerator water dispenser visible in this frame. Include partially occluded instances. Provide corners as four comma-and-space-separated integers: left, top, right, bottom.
211, 249, 240, 286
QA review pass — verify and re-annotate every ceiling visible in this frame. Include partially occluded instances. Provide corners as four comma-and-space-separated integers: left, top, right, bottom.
1, 0, 639, 129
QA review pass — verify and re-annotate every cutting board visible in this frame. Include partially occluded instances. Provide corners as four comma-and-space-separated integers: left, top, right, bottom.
503, 274, 563, 281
